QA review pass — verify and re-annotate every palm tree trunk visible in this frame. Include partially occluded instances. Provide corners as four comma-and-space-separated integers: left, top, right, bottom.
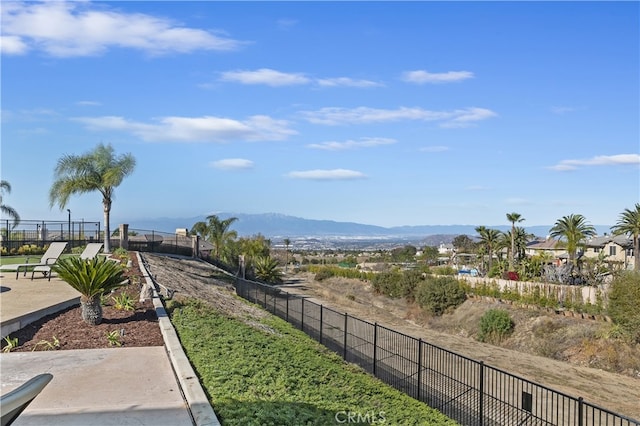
81, 295, 103, 325
103, 199, 111, 253
634, 237, 640, 271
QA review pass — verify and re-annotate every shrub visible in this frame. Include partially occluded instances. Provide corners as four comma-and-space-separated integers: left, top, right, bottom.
371, 270, 404, 298
478, 309, 514, 344
607, 271, 640, 343
401, 269, 425, 302
314, 268, 334, 282
415, 276, 466, 316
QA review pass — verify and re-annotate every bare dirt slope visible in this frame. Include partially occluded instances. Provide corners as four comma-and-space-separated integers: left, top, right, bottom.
141, 254, 640, 420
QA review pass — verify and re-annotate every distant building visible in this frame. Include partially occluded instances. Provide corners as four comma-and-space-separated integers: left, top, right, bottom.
584, 234, 635, 269
525, 237, 564, 260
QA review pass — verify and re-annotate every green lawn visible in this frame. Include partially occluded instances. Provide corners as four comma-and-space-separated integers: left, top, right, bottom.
169, 299, 457, 426
0, 254, 78, 266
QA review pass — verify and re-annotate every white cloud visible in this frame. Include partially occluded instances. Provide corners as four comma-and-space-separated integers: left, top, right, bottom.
286, 169, 367, 180
210, 158, 254, 170
300, 106, 497, 127
219, 68, 381, 88
0, 35, 29, 55
277, 18, 298, 30
76, 100, 101, 106
548, 154, 640, 171
74, 115, 297, 142
316, 77, 383, 88
220, 69, 310, 86
419, 145, 449, 153
401, 70, 474, 84
1, 1, 244, 57
307, 137, 396, 151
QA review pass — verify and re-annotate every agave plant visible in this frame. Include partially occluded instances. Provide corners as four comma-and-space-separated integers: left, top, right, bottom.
253, 256, 283, 284
52, 257, 128, 325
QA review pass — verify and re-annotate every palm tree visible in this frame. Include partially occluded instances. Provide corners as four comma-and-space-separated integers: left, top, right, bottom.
52, 257, 128, 325
0, 180, 20, 229
190, 221, 208, 238
49, 143, 136, 253
513, 226, 534, 262
611, 203, 640, 271
206, 215, 238, 261
549, 214, 596, 266
506, 212, 525, 270
475, 226, 501, 274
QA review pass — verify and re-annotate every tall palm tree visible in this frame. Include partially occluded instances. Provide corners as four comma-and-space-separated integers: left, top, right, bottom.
0, 180, 20, 229
611, 203, 640, 271
49, 143, 136, 253
475, 226, 501, 273
206, 215, 238, 261
506, 212, 525, 270
549, 214, 596, 266
513, 226, 534, 262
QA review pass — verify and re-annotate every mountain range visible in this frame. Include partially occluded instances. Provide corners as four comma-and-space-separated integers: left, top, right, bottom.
119, 212, 614, 241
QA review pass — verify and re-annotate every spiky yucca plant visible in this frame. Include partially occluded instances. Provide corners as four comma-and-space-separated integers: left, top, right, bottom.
254, 256, 283, 284
52, 257, 128, 325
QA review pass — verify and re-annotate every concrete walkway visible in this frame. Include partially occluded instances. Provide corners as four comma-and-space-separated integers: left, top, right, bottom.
0, 254, 220, 426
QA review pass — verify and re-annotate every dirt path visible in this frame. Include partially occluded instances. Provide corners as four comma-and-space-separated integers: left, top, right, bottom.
140, 254, 640, 421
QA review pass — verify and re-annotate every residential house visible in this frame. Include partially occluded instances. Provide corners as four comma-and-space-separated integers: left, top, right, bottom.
584, 234, 635, 270
525, 237, 565, 265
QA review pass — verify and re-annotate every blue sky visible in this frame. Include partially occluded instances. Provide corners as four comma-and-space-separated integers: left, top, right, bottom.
1, 1, 639, 230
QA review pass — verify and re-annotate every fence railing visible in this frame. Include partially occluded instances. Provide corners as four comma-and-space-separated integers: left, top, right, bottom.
235, 278, 640, 426
0, 219, 101, 252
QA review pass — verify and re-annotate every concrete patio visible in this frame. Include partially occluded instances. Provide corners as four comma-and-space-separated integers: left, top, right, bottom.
0, 254, 220, 426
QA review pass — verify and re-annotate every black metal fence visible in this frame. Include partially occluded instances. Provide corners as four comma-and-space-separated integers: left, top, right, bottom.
0, 222, 195, 256
235, 278, 640, 426
124, 228, 194, 257
0, 219, 101, 252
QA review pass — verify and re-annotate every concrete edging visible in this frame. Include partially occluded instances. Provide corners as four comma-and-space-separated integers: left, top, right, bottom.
1, 297, 80, 339
136, 252, 221, 426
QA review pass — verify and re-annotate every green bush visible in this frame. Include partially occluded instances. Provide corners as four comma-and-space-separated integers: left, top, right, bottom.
371, 270, 404, 298
314, 268, 334, 282
478, 309, 514, 344
415, 276, 466, 316
401, 269, 425, 302
607, 271, 640, 343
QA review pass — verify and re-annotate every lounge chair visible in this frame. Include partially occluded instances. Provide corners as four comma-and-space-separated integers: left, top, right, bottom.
0, 242, 68, 280
0, 373, 53, 426
30, 242, 104, 280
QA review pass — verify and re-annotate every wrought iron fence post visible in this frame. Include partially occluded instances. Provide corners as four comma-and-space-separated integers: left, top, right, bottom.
301, 298, 305, 331
578, 397, 583, 426
319, 305, 323, 344
343, 313, 348, 360
286, 293, 289, 322
479, 361, 484, 426
373, 322, 378, 377
417, 338, 423, 401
